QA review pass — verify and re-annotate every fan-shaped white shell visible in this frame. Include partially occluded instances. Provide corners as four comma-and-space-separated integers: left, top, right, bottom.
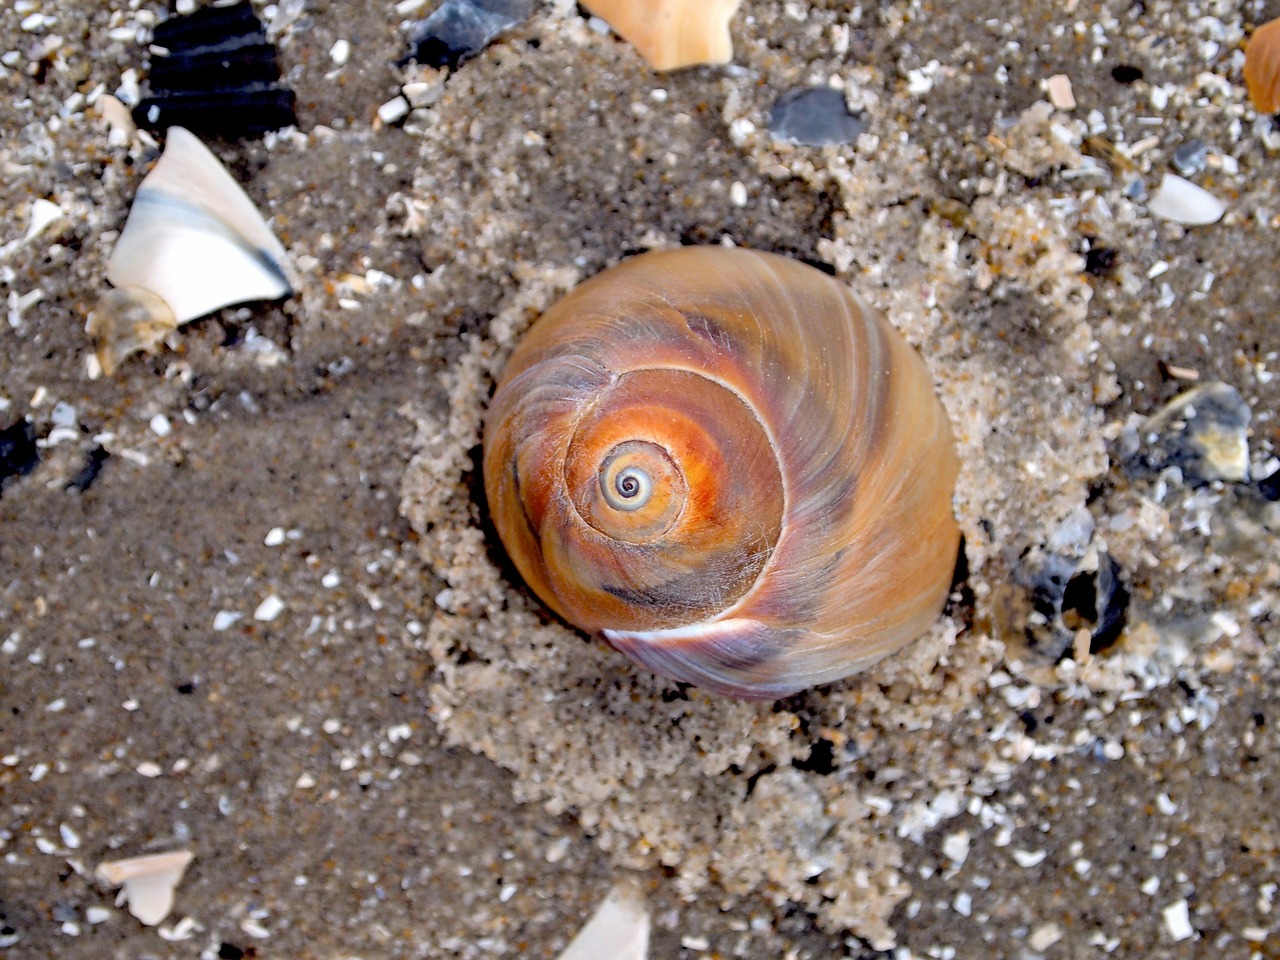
106, 127, 292, 325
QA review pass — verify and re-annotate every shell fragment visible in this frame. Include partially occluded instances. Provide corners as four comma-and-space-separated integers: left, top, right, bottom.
94, 850, 194, 926
555, 881, 649, 960
1147, 173, 1226, 226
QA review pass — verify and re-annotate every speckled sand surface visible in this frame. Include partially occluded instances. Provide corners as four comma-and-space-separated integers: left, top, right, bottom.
2, 1, 1280, 957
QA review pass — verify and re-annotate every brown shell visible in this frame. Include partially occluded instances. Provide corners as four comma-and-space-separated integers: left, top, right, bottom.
482, 247, 960, 700
1246, 16, 1280, 114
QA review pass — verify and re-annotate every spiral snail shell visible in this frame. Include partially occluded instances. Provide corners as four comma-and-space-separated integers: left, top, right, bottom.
482, 247, 960, 700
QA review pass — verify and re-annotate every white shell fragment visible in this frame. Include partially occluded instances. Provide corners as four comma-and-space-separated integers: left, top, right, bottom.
556, 881, 649, 960
94, 850, 194, 926
1045, 73, 1075, 110
1147, 173, 1226, 225
92, 126, 293, 373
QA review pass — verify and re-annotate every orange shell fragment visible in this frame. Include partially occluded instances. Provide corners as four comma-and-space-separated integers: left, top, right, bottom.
1245, 16, 1280, 114
580, 0, 740, 71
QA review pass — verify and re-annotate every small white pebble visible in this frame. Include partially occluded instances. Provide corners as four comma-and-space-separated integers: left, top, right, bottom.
729, 117, 756, 142
36, 836, 59, 855
253, 595, 285, 622
953, 891, 972, 916
59, 823, 81, 849
329, 38, 350, 65
136, 761, 163, 778
376, 96, 410, 125
942, 830, 971, 866
545, 836, 572, 864
50, 401, 77, 427
1156, 793, 1177, 815
149, 414, 171, 437
322, 719, 341, 734
1141, 875, 1161, 895
45, 698, 66, 712
681, 935, 711, 951
295, 772, 316, 789
212, 611, 241, 631
122, 698, 139, 711
729, 181, 748, 206
86, 907, 112, 925
1045, 74, 1075, 109
907, 65, 935, 94
240, 918, 271, 939
499, 883, 517, 902
264, 527, 286, 546
1029, 922, 1064, 951
1013, 848, 1047, 868
1162, 899, 1193, 941
321, 571, 340, 589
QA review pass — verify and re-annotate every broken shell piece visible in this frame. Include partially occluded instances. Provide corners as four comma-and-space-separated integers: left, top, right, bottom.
556, 881, 649, 960
580, 0, 740, 71
402, 0, 532, 69
94, 126, 292, 371
95, 850, 194, 926
1245, 16, 1280, 114
86, 286, 178, 375
1147, 173, 1226, 225
1139, 381, 1251, 483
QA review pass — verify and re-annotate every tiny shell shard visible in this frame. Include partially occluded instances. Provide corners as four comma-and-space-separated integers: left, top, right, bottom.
580, 0, 740, 71
95, 850, 194, 926
91, 126, 293, 373
1245, 16, 1280, 114
556, 881, 649, 960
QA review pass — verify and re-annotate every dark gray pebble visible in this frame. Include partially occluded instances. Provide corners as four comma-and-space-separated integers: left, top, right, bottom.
768, 86, 865, 147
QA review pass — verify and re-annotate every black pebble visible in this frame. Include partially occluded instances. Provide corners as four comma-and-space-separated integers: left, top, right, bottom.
0, 420, 39, 495
1084, 246, 1119, 277
1259, 468, 1280, 502
1111, 64, 1144, 84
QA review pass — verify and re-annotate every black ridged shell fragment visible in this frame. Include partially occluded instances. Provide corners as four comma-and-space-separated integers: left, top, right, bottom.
134, 2, 296, 139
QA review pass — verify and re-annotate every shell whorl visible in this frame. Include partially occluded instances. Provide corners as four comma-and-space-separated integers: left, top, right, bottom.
482, 247, 960, 700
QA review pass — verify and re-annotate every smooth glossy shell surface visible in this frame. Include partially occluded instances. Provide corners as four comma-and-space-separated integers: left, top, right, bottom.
483, 247, 960, 699
580, 0, 740, 71
1245, 16, 1280, 114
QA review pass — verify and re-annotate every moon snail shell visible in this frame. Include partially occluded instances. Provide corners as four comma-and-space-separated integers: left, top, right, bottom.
482, 247, 961, 700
